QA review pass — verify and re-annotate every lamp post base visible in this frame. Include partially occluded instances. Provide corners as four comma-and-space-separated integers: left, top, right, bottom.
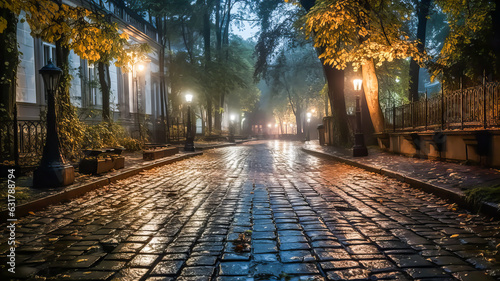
33, 163, 75, 188
352, 133, 368, 157
184, 138, 196, 152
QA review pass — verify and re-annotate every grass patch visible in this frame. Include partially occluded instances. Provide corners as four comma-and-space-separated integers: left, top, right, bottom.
465, 184, 500, 205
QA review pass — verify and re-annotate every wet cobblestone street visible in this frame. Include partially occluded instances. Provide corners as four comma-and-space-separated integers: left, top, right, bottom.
2, 140, 500, 280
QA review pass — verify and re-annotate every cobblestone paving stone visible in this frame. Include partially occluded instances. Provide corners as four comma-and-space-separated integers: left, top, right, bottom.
2, 140, 500, 280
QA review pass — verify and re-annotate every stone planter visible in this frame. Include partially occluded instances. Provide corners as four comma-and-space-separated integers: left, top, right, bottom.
79, 155, 125, 175
113, 156, 125, 170
143, 146, 179, 161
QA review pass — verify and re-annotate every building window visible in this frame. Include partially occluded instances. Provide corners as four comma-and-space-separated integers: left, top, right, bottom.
86, 63, 102, 107
42, 42, 56, 65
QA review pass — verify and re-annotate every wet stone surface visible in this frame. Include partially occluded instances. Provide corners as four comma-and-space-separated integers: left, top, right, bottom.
2, 140, 500, 280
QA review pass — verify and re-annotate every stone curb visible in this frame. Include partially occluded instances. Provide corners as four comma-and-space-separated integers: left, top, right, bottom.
173, 141, 247, 151
302, 147, 500, 219
195, 142, 238, 150
0, 152, 203, 221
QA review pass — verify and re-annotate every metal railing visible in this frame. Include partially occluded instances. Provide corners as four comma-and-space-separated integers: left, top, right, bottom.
106, 0, 158, 42
384, 81, 500, 131
0, 119, 46, 167
167, 117, 187, 143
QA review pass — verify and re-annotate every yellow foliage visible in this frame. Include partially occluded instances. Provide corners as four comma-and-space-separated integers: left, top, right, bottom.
1, 0, 148, 66
300, 0, 428, 70
0, 17, 7, 33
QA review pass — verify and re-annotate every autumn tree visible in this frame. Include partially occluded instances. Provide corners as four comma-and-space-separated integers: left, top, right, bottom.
2, 0, 149, 157
254, 0, 351, 144
267, 45, 324, 135
409, 0, 432, 101
301, 0, 426, 134
431, 0, 499, 86
0, 1, 19, 120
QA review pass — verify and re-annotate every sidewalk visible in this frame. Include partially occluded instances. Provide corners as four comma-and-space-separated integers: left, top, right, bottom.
0, 141, 238, 220
303, 140, 500, 217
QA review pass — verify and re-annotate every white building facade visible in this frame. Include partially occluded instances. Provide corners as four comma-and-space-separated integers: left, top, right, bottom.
15, 0, 163, 139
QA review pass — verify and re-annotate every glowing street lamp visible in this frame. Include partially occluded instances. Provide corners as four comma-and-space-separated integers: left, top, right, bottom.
33, 60, 75, 188
352, 78, 368, 157
353, 79, 363, 91
184, 93, 195, 151
305, 112, 312, 141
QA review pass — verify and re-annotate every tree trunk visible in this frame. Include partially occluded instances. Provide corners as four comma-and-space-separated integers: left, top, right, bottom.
409, 0, 431, 101
322, 65, 350, 145
98, 62, 111, 122
202, 3, 213, 135
207, 98, 213, 134
491, 0, 500, 79
157, 16, 167, 143
214, 105, 222, 132
295, 106, 303, 136
55, 37, 77, 159
215, 0, 222, 52
361, 59, 385, 133
301, 0, 350, 145
0, 8, 18, 120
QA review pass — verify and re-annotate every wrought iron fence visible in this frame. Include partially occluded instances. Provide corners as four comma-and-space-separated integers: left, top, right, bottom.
384, 81, 500, 131
0, 119, 46, 166
167, 117, 186, 143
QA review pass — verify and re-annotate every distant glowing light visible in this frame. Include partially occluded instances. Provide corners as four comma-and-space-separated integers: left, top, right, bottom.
185, 93, 193, 103
353, 79, 362, 91
138, 64, 145, 71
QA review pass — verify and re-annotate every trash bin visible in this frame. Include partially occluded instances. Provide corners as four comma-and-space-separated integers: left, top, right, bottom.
317, 124, 325, 145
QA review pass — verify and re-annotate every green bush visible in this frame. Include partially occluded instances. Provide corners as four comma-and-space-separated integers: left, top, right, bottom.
465, 185, 500, 205
82, 122, 143, 152
120, 137, 142, 151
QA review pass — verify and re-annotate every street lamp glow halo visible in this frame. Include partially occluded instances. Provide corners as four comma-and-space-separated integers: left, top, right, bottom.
185, 93, 193, 103
306, 112, 312, 118
353, 79, 363, 91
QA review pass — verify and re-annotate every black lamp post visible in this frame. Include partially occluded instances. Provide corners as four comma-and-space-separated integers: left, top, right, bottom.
352, 78, 368, 157
33, 60, 75, 188
184, 93, 195, 151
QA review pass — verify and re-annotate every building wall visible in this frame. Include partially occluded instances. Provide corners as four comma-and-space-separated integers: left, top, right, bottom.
16, 12, 37, 119
14, 1, 162, 132
385, 130, 500, 168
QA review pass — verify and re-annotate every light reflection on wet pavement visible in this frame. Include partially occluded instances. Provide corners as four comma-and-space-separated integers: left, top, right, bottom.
2, 140, 500, 280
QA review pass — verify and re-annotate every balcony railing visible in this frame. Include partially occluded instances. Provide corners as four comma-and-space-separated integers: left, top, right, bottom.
384, 81, 500, 132
90, 0, 158, 42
